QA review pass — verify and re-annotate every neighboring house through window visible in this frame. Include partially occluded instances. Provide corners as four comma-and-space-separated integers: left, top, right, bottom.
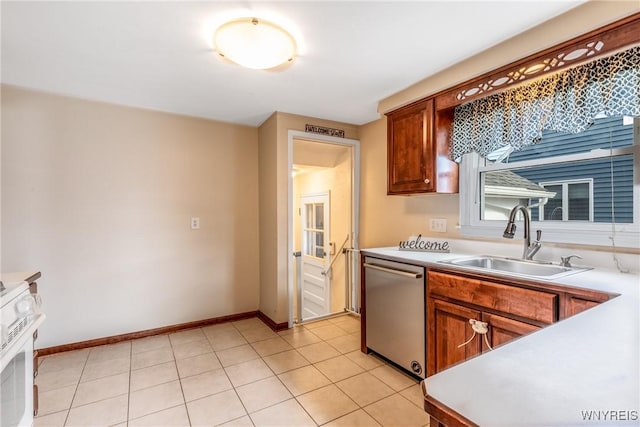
460, 115, 639, 247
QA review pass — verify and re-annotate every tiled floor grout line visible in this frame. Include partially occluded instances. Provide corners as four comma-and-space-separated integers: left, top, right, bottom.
287, 355, 332, 426
267, 327, 378, 426
72, 350, 419, 426
168, 334, 190, 427
223, 322, 254, 426
37, 316, 425, 427
217, 322, 289, 425
126, 342, 132, 427
292, 394, 320, 426
63, 349, 89, 426
226, 322, 311, 425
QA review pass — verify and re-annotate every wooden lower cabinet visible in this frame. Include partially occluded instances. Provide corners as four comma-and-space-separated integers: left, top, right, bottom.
428, 298, 542, 375
423, 270, 614, 425
427, 270, 557, 376
429, 299, 481, 374
566, 297, 599, 316
564, 292, 610, 318
481, 312, 540, 351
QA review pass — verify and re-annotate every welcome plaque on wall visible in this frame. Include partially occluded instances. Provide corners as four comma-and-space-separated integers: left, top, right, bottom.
399, 234, 450, 253
305, 124, 345, 138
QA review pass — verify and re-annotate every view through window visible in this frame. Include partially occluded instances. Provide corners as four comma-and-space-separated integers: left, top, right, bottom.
480, 115, 637, 224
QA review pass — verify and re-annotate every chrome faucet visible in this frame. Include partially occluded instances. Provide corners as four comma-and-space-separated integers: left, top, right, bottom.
503, 205, 542, 260
560, 254, 582, 267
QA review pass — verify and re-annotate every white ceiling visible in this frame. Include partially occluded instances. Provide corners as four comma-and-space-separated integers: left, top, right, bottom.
1, 1, 585, 127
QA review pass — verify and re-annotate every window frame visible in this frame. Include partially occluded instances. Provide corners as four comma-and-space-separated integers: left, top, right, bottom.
537, 179, 594, 222
459, 119, 640, 248
303, 201, 327, 260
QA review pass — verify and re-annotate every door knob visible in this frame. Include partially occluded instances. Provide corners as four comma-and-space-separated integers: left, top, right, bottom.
424, 178, 431, 184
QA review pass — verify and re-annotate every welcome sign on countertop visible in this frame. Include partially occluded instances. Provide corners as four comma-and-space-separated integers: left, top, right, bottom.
399, 234, 450, 253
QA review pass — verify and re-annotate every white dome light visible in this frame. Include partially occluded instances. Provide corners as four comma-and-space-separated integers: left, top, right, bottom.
214, 17, 297, 70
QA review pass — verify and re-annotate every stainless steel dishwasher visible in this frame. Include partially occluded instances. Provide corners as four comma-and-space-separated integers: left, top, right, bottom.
364, 256, 426, 378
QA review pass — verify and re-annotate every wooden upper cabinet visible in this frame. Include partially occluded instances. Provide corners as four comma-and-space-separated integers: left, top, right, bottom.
387, 99, 434, 194
386, 99, 458, 195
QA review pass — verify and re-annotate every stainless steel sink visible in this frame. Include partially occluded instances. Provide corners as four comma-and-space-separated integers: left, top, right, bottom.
438, 255, 590, 280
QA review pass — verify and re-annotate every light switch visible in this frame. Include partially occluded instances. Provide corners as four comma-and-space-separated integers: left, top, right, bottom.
191, 217, 200, 230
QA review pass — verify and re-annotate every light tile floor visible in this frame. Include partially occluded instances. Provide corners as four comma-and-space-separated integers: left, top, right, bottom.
35, 315, 430, 427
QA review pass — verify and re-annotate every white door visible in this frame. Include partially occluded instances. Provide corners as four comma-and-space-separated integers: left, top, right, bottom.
300, 193, 330, 321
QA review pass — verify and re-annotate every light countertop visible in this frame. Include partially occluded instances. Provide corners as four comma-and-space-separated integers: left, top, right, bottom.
362, 247, 640, 426
1, 271, 41, 284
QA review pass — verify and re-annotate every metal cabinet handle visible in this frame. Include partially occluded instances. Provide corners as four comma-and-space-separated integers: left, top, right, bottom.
363, 263, 423, 279
424, 178, 431, 184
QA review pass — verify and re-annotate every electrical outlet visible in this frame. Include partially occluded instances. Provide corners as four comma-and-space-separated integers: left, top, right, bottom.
191, 217, 200, 230
430, 218, 447, 233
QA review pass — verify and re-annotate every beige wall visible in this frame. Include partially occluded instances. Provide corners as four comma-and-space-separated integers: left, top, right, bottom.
257, 113, 279, 324
1, 86, 260, 348
379, 1, 640, 113
359, 118, 461, 248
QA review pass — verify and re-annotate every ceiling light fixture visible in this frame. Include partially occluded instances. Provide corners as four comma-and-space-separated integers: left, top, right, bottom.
214, 17, 297, 70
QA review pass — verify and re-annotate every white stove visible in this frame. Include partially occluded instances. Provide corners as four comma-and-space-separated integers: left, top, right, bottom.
0, 280, 30, 303
1, 280, 45, 427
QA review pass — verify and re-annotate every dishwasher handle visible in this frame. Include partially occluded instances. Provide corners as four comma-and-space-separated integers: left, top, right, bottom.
363, 263, 423, 279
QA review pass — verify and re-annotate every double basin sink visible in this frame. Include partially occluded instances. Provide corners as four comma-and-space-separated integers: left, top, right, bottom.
439, 255, 590, 280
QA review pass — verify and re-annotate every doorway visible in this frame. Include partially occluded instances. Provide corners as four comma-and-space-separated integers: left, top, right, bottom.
288, 130, 360, 327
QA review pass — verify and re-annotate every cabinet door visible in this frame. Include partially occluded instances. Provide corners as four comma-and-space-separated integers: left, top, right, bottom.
563, 291, 609, 319
428, 298, 481, 375
387, 99, 434, 194
482, 312, 540, 351
565, 296, 600, 317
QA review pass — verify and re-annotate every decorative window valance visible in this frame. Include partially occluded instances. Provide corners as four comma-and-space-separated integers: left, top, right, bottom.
450, 46, 640, 161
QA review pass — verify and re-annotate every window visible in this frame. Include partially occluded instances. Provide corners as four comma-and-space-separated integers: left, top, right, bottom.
537, 179, 593, 222
304, 202, 326, 259
461, 116, 640, 248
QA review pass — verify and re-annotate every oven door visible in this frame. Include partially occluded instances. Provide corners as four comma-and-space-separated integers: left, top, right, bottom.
1, 333, 34, 427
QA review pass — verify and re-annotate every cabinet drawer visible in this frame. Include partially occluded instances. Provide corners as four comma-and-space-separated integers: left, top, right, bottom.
428, 271, 558, 324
